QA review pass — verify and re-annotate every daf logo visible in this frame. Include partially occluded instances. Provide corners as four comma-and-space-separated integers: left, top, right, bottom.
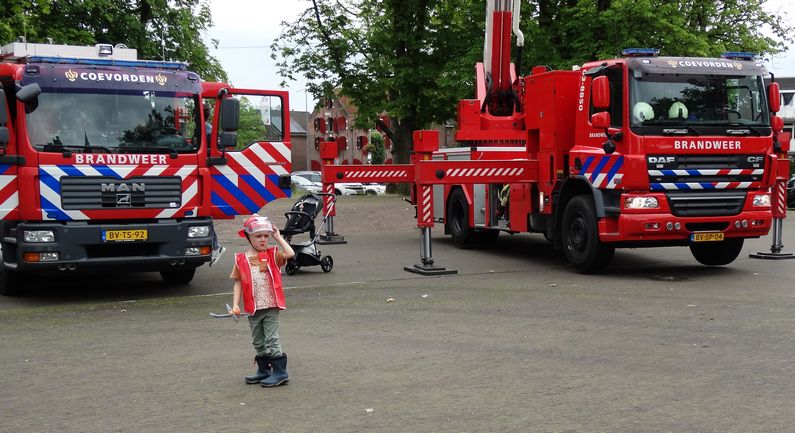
101, 182, 146, 192
648, 156, 675, 164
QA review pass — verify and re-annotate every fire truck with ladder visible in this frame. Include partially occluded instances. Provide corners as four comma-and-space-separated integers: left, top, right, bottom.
318, 0, 791, 274
0, 42, 292, 294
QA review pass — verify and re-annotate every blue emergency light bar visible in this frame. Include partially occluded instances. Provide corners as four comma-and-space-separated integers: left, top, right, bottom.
26, 56, 188, 70
720, 51, 757, 61
622, 48, 660, 57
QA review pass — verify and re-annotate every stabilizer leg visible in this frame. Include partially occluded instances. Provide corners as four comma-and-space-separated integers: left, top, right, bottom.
404, 227, 457, 275
750, 218, 794, 260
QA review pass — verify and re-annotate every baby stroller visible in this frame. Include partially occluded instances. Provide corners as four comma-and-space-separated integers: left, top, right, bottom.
281, 193, 335, 275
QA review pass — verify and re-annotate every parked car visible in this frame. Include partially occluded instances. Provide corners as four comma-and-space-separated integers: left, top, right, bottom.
363, 183, 387, 195
787, 175, 795, 208
292, 171, 366, 195
290, 175, 322, 194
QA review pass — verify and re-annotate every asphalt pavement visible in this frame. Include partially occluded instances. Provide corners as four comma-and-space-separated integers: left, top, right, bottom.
2, 209, 795, 432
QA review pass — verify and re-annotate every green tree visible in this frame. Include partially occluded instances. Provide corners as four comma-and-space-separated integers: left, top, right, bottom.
0, 0, 226, 81
368, 132, 386, 165
272, 0, 792, 164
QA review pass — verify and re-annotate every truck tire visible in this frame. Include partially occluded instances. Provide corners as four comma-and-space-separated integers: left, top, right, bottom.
447, 188, 476, 246
160, 267, 196, 285
561, 195, 615, 273
689, 238, 744, 266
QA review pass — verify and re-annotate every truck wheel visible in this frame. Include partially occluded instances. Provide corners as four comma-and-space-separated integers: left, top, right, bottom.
690, 238, 744, 266
160, 267, 196, 285
447, 188, 476, 246
561, 195, 615, 273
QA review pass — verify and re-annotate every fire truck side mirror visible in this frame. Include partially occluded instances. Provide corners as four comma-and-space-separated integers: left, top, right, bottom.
16, 83, 41, 103
591, 76, 610, 109
591, 111, 611, 130
219, 132, 238, 148
767, 82, 780, 113
219, 98, 240, 132
16, 83, 41, 114
771, 115, 783, 133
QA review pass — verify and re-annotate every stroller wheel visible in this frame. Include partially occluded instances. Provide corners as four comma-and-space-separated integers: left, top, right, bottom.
320, 255, 333, 273
285, 260, 300, 275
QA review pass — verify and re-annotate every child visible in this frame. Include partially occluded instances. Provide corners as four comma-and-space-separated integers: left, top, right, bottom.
229, 214, 295, 387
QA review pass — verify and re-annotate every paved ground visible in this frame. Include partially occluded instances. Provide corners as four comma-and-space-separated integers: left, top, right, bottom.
2, 195, 795, 432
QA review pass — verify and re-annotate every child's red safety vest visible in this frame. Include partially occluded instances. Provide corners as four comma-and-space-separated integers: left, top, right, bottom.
235, 248, 286, 313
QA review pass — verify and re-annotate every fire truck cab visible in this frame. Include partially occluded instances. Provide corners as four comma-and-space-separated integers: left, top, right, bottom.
0, 42, 292, 294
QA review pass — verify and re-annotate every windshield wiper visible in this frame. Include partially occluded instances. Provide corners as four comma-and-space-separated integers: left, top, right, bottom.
42, 140, 112, 155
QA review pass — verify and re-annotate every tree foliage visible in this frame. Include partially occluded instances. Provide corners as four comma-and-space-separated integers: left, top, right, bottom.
367, 131, 386, 164
272, 0, 793, 163
0, 0, 226, 81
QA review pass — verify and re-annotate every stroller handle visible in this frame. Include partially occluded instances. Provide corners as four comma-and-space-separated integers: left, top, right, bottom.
284, 210, 313, 219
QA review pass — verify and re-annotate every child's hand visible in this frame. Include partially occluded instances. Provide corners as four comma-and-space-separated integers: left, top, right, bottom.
272, 227, 282, 239
230, 305, 240, 316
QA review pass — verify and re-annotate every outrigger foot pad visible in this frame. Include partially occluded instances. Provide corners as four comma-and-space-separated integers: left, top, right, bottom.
317, 234, 347, 245
403, 263, 458, 276
749, 251, 795, 260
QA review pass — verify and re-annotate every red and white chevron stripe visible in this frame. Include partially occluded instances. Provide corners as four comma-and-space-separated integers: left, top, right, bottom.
418, 185, 433, 227
446, 167, 525, 178
324, 183, 336, 217
344, 169, 409, 179
774, 180, 787, 218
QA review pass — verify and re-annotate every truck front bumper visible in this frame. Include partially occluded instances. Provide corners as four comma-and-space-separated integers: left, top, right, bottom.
5, 218, 214, 275
599, 210, 772, 246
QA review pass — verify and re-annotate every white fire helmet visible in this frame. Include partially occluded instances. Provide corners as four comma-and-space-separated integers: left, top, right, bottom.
668, 101, 689, 119
632, 102, 655, 122
238, 214, 274, 237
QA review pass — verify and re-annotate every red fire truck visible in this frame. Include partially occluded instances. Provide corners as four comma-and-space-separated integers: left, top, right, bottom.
318, 0, 790, 273
0, 42, 292, 294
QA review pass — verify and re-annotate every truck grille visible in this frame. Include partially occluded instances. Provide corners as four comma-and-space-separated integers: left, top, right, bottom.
647, 154, 760, 216
665, 191, 746, 217
648, 154, 765, 188
61, 176, 182, 210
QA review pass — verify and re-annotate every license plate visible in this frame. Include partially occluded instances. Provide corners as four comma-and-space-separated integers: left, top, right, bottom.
103, 229, 148, 242
691, 232, 724, 242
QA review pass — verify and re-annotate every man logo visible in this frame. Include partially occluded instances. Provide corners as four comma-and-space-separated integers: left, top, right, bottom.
101, 182, 145, 192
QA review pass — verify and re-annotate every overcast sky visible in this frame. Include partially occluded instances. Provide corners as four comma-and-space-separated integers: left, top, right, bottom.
204, 0, 795, 113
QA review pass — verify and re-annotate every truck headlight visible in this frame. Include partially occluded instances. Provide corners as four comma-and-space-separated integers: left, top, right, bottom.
624, 197, 659, 209
752, 194, 770, 207
24, 230, 55, 242
188, 226, 211, 238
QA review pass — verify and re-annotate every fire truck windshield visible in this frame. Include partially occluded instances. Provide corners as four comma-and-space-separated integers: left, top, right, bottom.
25, 90, 201, 153
629, 72, 770, 135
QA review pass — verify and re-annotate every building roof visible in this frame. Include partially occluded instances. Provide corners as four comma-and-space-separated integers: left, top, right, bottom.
290, 110, 309, 136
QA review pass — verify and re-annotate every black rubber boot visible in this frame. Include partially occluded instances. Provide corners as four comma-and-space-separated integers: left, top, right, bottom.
261, 354, 289, 387
244, 356, 271, 384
